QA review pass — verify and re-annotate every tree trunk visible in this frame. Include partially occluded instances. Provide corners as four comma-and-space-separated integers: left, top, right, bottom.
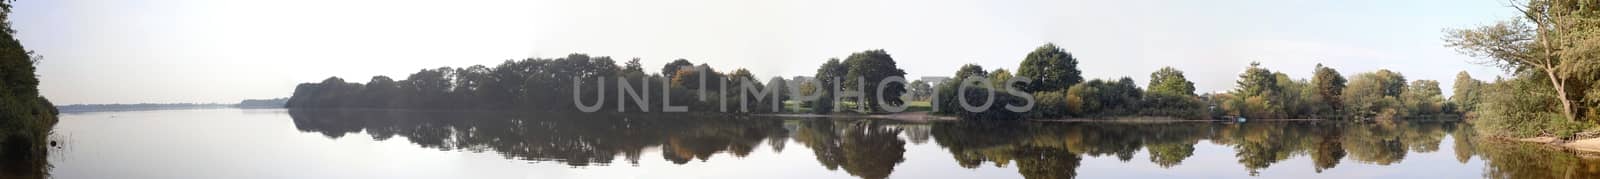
1543, 68, 1577, 121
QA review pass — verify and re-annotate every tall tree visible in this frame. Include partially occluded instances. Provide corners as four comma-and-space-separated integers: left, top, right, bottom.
1444, 0, 1600, 121
1342, 71, 1409, 119
1311, 64, 1347, 112
623, 58, 645, 76
1235, 62, 1280, 97
813, 58, 849, 113
908, 80, 932, 101
1404, 80, 1446, 115
1451, 71, 1486, 112
661, 59, 695, 79
1016, 43, 1083, 93
1148, 66, 1195, 96
843, 50, 908, 112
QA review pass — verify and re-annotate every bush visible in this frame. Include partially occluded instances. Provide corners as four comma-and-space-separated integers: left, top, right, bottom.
1029, 90, 1070, 118
1469, 73, 1580, 138
1139, 92, 1208, 119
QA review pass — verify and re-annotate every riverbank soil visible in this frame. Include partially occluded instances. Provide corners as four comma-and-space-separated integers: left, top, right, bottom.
1566, 138, 1600, 153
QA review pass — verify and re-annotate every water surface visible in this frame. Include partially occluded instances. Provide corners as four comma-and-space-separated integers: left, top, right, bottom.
46, 109, 1600, 178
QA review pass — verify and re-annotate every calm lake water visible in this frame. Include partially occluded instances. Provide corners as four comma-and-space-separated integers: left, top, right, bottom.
43, 109, 1600, 178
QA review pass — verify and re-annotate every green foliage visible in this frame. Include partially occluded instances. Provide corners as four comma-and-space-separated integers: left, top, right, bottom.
1016, 43, 1083, 93
1311, 64, 1346, 116
908, 80, 932, 101
1445, 0, 1600, 122
1341, 70, 1409, 120
988, 68, 1014, 89
935, 64, 987, 116
1029, 90, 1070, 118
1140, 91, 1208, 119
660, 59, 694, 80
286, 54, 757, 113
1401, 80, 1446, 116
813, 58, 849, 113
0, 2, 57, 177
1451, 71, 1487, 113
1471, 72, 1594, 138
1148, 67, 1195, 96
1226, 62, 1287, 119
1064, 78, 1143, 117
933, 64, 1029, 120
1235, 62, 1280, 97
843, 50, 909, 113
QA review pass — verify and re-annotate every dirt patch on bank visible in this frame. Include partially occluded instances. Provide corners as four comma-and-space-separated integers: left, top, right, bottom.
1563, 138, 1600, 153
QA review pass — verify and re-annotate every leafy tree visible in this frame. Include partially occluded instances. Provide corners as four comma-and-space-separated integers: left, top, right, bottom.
623, 58, 645, 76
813, 58, 849, 113
661, 59, 695, 79
0, 2, 59, 172
1444, 0, 1600, 122
1065, 78, 1143, 117
988, 68, 1014, 89
1311, 64, 1347, 115
362, 76, 403, 108
1016, 43, 1083, 93
1342, 70, 1409, 119
935, 64, 987, 115
843, 50, 908, 112
1235, 62, 1280, 97
1273, 73, 1315, 118
1402, 80, 1446, 116
1452, 71, 1486, 113
1230, 62, 1284, 118
1148, 66, 1195, 96
908, 80, 933, 101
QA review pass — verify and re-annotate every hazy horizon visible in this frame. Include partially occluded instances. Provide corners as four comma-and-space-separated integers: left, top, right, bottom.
17, 0, 1515, 105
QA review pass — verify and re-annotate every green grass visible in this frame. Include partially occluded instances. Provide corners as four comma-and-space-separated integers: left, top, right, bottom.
905, 100, 932, 112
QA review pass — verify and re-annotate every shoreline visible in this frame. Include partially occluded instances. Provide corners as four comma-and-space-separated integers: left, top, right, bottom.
1511, 136, 1600, 156
759, 112, 1377, 123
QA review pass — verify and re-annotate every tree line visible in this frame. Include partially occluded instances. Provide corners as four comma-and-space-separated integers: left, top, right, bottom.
926, 44, 1464, 121
288, 42, 1484, 121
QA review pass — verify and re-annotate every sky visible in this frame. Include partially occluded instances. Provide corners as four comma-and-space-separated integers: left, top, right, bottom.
15, 0, 1518, 105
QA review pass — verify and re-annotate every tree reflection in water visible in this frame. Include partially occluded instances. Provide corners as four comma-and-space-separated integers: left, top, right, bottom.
288, 110, 1600, 179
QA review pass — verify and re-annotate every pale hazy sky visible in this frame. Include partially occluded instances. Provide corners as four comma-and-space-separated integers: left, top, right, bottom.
16, 0, 1516, 105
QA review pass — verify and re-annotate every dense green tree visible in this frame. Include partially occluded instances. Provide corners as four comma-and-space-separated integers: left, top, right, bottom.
1342, 70, 1409, 120
1311, 64, 1347, 115
1451, 71, 1486, 113
661, 59, 695, 79
1402, 80, 1446, 116
1274, 73, 1317, 118
1065, 78, 1143, 117
1016, 43, 1083, 93
843, 50, 908, 112
908, 80, 932, 101
935, 64, 987, 115
988, 68, 1014, 89
1235, 62, 1280, 97
1139, 91, 1208, 119
623, 58, 645, 76
1148, 66, 1195, 96
361, 76, 402, 108
813, 58, 850, 113
1229, 62, 1284, 119
0, 2, 59, 176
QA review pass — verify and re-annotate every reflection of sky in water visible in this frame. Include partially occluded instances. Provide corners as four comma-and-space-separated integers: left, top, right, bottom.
43, 109, 1575, 178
